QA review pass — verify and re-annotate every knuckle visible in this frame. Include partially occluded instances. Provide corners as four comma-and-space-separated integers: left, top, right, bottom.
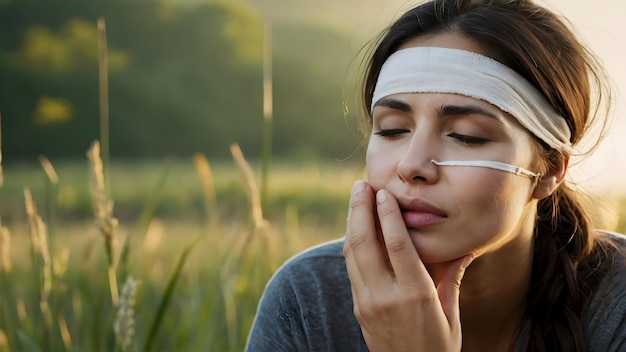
343, 230, 368, 256
405, 290, 437, 306
355, 295, 394, 322
353, 305, 360, 319
369, 297, 396, 315
349, 193, 370, 210
385, 237, 410, 255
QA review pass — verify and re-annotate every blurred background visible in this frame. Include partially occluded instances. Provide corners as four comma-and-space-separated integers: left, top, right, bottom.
0, 0, 623, 351
0, 0, 366, 163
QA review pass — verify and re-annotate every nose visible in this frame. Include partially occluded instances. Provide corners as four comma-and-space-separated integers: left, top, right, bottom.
396, 132, 439, 184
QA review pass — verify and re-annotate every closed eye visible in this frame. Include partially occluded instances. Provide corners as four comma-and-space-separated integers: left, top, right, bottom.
448, 133, 490, 145
374, 129, 410, 138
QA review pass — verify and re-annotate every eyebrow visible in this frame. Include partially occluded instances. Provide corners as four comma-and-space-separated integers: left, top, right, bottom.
372, 97, 412, 113
373, 97, 504, 124
438, 104, 503, 123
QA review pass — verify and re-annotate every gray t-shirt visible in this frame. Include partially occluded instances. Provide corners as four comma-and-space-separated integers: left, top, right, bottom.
246, 232, 626, 351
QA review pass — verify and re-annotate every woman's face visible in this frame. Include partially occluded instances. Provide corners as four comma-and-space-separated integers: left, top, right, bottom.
366, 34, 541, 264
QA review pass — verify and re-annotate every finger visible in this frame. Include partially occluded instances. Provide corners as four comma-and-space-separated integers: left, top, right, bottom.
349, 284, 361, 319
375, 189, 432, 289
344, 213, 365, 289
436, 254, 475, 326
343, 181, 390, 286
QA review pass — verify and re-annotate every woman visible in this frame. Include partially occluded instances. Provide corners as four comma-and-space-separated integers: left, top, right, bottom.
246, 0, 626, 351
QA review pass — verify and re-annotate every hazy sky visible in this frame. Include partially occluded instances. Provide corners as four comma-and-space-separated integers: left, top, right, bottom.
348, 0, 625, 196
539, 0, 625, 196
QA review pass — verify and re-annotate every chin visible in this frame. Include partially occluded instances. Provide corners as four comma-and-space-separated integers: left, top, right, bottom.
409, 232, 469, 264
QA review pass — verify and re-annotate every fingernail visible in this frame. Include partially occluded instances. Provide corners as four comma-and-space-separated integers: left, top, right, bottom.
376, 189, 387, 203
352, 180, 366, 196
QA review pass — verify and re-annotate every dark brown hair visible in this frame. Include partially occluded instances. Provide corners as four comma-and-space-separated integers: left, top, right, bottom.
361, 0, 613, 350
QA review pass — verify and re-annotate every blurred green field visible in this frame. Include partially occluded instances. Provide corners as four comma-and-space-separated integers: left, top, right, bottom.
0, 157, 364, 224
0, 156, 363, 351
1, 156, 626, 351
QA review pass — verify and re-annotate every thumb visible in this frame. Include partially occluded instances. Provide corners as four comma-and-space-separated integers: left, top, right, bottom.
436, 254, 475, 326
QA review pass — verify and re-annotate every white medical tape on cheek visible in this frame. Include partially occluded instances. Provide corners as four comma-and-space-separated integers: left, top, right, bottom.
371, 47, 572, 153
431, 160, 541, 179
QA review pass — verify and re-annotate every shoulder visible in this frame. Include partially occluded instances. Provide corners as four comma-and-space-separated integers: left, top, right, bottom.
263, 238, 351, 310
246, 238, 364, 351
284, 238, 346, 266
268, 238, 348, 289
584, 231, 626, 351
595, 230, 626, 279
600, 230, 626, 249
591, 230, 626, 290
254, 236, 350, 313
252, 238, 349, 304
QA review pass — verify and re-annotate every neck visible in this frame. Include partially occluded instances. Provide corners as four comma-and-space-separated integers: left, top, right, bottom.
459, 244, 533, 350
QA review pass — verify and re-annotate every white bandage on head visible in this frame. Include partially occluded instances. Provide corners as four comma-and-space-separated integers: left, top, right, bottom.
371, 47, 572, 153
431, 160, 541, 179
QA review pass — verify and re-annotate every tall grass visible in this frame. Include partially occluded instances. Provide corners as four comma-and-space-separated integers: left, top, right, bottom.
0, 112, 3, 187
0, 142, 331, 351
0, 16, 334, 351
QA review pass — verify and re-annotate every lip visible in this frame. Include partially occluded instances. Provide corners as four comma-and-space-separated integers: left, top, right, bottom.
397, 196, 447, 228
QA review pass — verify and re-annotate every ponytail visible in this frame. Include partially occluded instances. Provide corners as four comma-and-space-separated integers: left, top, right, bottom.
526, 185, 608, 351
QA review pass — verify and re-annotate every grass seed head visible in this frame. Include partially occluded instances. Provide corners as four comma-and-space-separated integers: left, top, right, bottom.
193, 152, 216, 213
0, 329, 7, 349
0, 222, 11, 273
87, 140, 118, 266
38, 155, 59, 184
230, 144, 268, 231
0, 112, 3, 187
23, 188, 52, 302
114, 276, 140, 351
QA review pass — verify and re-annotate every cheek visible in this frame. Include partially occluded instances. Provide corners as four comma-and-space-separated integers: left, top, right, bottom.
454, 170, 532, 225
366, 146, 397, 189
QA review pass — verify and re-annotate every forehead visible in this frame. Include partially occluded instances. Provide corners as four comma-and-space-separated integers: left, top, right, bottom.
398, 33, 488, 57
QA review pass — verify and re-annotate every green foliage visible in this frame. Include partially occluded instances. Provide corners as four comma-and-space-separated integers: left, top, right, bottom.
143, 241, 196, 352
0, 0, 362, 162
10, 19, 129, 74
0, 157, 349, 351
0, 159, 357, 225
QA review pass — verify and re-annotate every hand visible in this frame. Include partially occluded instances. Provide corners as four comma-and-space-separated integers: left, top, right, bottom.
343, 181, 475, 352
